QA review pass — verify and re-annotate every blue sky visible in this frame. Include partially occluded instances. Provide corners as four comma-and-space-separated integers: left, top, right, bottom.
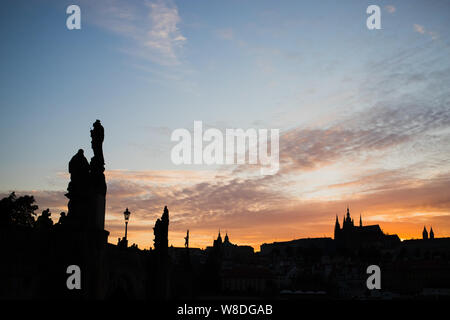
1, 0, 449, 248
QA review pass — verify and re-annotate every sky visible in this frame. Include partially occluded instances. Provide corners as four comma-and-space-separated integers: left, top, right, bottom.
1, 0, 450, 250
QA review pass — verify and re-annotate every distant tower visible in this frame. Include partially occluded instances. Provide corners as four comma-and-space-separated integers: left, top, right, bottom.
217, 230, 222, 245
359, 214, 363, 227
430, 227, 434, 239
423, 226, 428, 240
224, 232, 230, 244
343, 207, 354, 229
334, 215, 340, 240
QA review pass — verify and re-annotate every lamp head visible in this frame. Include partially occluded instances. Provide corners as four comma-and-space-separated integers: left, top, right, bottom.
124, 208, 131, 222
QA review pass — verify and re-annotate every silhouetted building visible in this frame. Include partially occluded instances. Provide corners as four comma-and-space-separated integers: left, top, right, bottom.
260, 237, 334, 257
334, 207, 400, 249
206, 231, 254, 261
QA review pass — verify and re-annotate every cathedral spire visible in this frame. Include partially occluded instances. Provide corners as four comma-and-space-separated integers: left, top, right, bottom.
334, 215, 340, 240
359, 214, 362, 227
423, 226, 428, 240
430, 226, 434, 239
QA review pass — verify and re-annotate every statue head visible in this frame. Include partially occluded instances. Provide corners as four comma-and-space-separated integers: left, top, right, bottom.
91, 119, 104, 145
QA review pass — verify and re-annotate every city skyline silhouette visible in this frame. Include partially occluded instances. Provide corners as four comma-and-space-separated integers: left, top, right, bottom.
1, 0, 450, 301
2, 119, 450, 300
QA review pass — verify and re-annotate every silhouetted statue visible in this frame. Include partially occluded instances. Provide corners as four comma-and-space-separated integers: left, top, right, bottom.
184, 229, 189, 248
64, 120, 107, 230
90, 120, 104, 168
152, 206, 170, 299
69, 149, 90, 180
57, 212, 66, 225
65, 149, 90, 227
153, 206, 169, 254
89, 120, 107, 230
35, 208, 53, 230
90, 120, 106, 189
185, 229, 189, 248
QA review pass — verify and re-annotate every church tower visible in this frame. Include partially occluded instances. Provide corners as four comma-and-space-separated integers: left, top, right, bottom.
423, 226, 428, 240
430, 227, 434, 239
217, 230, 222, 245
334, 215, 340, 240
343, 207, 354, 229
224, 232, 230, 244
359, 214, 362, 227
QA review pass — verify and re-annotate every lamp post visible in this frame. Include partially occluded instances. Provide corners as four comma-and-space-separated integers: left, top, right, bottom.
123, 208, 131, 245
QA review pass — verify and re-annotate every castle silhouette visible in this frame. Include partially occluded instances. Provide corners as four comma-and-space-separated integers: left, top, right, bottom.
333, 207, 401, 249
1, 120, 450, 300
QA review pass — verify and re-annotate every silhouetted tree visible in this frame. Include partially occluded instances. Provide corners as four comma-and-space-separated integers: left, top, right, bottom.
0, 192, 38, 227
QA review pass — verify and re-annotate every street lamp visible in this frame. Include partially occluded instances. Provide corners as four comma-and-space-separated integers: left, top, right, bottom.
123, 208, 131, 242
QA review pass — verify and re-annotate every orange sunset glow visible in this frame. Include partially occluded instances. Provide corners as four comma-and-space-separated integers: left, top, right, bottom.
15, 106, 450, 250
1, 1, 450, 254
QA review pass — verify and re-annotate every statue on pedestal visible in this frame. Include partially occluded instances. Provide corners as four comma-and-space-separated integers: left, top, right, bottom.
64, 120, 107, 230
153, 206, 169, 254
184, 230, 189, 248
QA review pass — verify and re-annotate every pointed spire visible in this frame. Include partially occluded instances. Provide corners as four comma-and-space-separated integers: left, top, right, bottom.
423, 226, 428, 240
359, 214, 362, 227
430, 226, 434, 239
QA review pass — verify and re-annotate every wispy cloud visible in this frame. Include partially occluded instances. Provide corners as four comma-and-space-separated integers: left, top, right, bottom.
83, 0, 186, 66
144, 0, 186, 63
385, 5, 396, 14
413, 24, 439, 40
414, 24, 426, 34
